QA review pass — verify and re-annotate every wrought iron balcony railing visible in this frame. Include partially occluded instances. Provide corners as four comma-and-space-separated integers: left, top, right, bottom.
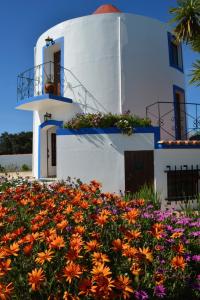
17, 61, 100, 112
146, 101, 200, 140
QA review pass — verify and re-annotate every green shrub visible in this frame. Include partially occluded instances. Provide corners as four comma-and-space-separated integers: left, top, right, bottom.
0, 164, 5, 172
21, 164, 30, 171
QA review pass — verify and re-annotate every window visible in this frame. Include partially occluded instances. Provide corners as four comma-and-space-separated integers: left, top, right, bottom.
168, 32, 183, 72
173, 86, 187, 140
165, 167, 199, 201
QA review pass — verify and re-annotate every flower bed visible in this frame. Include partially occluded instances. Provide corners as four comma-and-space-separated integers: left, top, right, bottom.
0, 178, 199, 299
64, 112, 151, 135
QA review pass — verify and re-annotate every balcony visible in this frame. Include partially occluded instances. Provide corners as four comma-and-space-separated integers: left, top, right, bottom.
16, 61, 73, 111
146, 101, 200, 141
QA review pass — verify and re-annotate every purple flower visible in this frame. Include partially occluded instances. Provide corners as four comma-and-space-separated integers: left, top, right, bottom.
135, 290, 148, 300
190, 231, 200, 237
154, 285, 166, 298
176, 217, 191, 225
165, 225, 173, 231
192, 255, 200, 262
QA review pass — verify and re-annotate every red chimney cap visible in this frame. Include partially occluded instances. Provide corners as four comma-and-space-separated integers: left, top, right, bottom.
93, 4, 121, 15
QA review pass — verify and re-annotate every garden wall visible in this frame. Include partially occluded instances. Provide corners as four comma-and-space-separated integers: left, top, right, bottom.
0, 154, 32, 171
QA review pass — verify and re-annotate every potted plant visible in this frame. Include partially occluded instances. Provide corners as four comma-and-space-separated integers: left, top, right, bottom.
44, 76, 55, 94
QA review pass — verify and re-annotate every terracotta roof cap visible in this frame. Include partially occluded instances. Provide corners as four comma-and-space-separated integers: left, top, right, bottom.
158, 140, 200, 145
93, 4, 121, 15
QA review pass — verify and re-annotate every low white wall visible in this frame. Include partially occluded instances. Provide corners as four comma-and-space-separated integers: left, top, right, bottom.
0, 154, 32, 171
154, 149, 200, 209
57, 132, 154, 193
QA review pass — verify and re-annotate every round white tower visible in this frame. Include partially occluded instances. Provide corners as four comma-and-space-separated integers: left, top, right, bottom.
35, 3, 185, 118
17, 4, 186, 178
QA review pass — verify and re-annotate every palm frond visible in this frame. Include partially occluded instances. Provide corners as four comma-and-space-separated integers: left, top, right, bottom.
190, 59, 200, 86
169, 0, 200, 44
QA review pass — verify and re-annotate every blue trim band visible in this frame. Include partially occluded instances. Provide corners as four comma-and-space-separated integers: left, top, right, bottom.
40, 120, 63, 129
38, 119, 63, 179
157, 143, 200, 149
167, 32, 184, 73
16, 94, 72, 108
57, 126, 159, 135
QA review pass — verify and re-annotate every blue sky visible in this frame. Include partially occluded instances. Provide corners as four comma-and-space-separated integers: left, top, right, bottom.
0, 0, 199, 134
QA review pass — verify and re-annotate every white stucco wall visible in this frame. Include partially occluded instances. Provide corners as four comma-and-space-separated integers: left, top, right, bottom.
0, 154, 32, 170
57, 132, 154, 193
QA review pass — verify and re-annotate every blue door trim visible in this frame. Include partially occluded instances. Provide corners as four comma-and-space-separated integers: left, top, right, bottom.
38, 120, 63, 179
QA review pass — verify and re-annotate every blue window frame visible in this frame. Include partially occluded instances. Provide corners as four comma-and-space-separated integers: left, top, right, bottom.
168, 32, 183, 72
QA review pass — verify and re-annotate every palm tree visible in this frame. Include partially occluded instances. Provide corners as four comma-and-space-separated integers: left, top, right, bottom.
170, 0, 200, 85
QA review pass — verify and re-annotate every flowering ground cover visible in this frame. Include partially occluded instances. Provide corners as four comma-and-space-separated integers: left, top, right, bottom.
0, 178, 199, 299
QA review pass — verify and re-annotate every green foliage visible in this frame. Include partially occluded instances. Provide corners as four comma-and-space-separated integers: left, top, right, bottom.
190, 59, 200, 86
124, 185, 161, 209
21, 164, 30, 172
64, 112, 151, 135
0, 131, 32, 155
0, 164, 5, 172
170, 0, 200, 85
170, 0, 200, 44
189, 130, 200, 140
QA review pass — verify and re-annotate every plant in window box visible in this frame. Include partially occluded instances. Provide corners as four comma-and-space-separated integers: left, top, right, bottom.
44, 76, 55, 94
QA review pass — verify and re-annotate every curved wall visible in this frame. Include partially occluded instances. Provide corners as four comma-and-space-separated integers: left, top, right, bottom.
35, 12, 185, 117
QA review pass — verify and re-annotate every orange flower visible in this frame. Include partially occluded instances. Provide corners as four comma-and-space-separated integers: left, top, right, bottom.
122, 244, 138, 259
92, 252, 110, 265
64, 204, 73, 215
171, 232, 183, 239
151, 223, 164, 240
136, 198, 145, 206
91, 276, 114, 297
63, 262, 82, 283
154, 272, 164, 285
70, 234, 83, 251
95, 214, 108, 227
171, 256, 186, 270
173, 243, 185, 254
28, 268, 46, 291
65, 249, 83, 262
0, 259, 12, 277
35, 249, 54, 265
112, 239, 123, 252
50, 235, 65, 249
123, 208, 139, 224
138, 247, 153, 262
114, 275, 134, 299
79, 200, 89, 210
78, 278, 92, 296
9, 242, 20, 256
0, 282, 14, 299
56, 220, 68, 232
72, 211, 84, 223
73, 226, 85, 235
125, 229, 141, 241
130, 262, 141, 276
91, 263, 112, 280
85, 240, 100, 252
23, 244, 33, 256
